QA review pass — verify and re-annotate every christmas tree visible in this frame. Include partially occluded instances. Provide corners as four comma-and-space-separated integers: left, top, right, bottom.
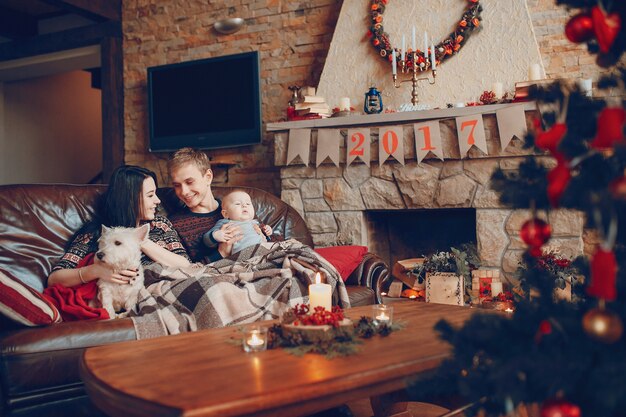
408, 1, 626, 416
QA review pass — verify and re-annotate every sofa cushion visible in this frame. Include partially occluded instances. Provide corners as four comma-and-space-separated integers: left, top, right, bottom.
314, 246, 369, 281
0, 271, 61, 327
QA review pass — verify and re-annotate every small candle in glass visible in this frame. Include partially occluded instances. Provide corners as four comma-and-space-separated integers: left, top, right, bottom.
243, 326, 268, 353
372, 304, 394, 327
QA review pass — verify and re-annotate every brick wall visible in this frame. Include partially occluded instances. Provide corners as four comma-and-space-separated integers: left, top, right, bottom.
122, 0, 612, 195
122, 0, 342, 193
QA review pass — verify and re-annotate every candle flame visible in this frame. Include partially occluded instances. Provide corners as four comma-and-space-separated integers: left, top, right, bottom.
315, 272, 321, 285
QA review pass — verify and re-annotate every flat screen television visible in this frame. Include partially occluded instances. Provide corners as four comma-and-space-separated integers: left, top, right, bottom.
147, 51, 262, 152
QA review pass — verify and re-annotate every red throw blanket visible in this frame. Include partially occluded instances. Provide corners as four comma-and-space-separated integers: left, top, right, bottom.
43, 253, 110, 321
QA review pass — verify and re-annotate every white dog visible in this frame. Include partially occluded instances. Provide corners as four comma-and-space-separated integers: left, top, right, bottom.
93, 224, 149, 319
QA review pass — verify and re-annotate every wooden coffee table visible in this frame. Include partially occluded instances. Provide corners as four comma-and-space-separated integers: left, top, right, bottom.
80, 301, 477, 417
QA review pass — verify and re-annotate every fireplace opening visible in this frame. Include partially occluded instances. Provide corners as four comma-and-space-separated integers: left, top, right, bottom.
366, 208, 477, 268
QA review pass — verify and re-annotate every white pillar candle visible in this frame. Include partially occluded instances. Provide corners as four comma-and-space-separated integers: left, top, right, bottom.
412, 26, 416, 51
309, 272, 332, 311
339, 97, 351, 111
430, 42, 436, 70
529, 64, 542, 81
491, 281, 503, 297
391, 50, 397, 76
579, 78, 593, 97
402, 35, 406, 55
423, 31, 428, 57
492, 82, 503, 99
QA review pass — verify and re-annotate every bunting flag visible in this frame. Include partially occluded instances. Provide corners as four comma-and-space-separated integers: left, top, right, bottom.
378, 126, 405, 165
496, 104, 527, 150
347, 128, 371, 166
456, 114, 487, 156
413, 121, 444, 163
287, 128, 311, 165
316, 129, 341, 167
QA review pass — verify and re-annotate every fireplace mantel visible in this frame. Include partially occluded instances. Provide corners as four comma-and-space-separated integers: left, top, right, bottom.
267, 101, 537, 132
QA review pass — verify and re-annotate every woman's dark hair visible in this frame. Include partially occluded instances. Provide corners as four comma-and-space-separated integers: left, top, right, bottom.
69, 165, 158, 252
102, 165, 158, 228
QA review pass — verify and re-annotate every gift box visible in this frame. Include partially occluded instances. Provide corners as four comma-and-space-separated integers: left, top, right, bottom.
391, 258, 426, 290
425, 272, 464, 306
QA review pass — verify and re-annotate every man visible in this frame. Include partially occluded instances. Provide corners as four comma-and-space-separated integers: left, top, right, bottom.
167, 147, 241, 262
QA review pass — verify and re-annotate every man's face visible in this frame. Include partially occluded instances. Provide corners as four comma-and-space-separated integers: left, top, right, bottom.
170, 163, 212, 210
222, 191, 255, 221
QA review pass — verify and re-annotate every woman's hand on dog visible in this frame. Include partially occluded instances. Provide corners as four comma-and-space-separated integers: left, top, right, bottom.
92, 264, 139, 285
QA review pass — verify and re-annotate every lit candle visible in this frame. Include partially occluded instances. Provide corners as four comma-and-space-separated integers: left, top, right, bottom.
376, 312, 390, 322
309, 272, 332, 311
423, 31, 428, 58
247, 331, 264, 347
430, 41, 436, 70
492, 82, 503, 99
505, 308, 514, 314
392, 50, 397, 75
412, 26, 416, 51
402, 35, 406, 55
491, 281, 503, 297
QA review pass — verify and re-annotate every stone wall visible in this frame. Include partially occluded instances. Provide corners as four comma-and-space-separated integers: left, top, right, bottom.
274, 112, 584, 282
121, 0, 612, 195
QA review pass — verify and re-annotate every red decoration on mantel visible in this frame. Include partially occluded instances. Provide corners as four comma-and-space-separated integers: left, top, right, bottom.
591, 6, 622, 53
540, 398, 581, 417
565, 12, 595, 43
587, 247, 617, 301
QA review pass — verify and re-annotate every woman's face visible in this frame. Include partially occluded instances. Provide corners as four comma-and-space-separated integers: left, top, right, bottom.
139, 177, 160, 222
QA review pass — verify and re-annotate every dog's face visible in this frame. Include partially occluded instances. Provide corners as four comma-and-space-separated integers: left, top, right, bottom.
95, 224, 150, 269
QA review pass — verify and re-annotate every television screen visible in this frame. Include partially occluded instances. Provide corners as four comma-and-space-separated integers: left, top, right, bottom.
147, 51, 262, 152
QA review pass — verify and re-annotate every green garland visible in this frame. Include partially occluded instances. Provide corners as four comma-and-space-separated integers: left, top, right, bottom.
368, 0, 483, 67
267, 317, 404, 359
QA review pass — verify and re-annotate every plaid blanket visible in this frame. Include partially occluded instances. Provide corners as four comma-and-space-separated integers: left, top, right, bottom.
130, 239, 350, 339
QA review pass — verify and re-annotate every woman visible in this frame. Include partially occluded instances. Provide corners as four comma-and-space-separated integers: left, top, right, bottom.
48, 165, 190, 287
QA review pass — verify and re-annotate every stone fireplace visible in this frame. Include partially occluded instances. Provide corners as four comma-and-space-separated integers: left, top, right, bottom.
268, 104, 585, 282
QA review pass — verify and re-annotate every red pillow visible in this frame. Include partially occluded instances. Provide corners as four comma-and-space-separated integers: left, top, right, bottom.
0, 271, 61, 326
314, 246, 368, 281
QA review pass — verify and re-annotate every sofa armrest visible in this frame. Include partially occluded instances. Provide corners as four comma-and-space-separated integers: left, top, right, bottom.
344, 253, 390, 304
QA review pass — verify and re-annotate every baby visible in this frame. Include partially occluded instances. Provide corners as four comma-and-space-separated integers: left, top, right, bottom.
203, 190, 272, 255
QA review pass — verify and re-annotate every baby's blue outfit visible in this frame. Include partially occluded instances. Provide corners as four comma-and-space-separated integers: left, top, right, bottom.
203, 219, 269, 254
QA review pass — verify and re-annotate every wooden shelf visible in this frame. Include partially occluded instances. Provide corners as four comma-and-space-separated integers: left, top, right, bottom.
266, 101, 537, 132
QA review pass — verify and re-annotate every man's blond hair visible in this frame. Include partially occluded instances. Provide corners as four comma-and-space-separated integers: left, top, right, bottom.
167, 147, 211, 175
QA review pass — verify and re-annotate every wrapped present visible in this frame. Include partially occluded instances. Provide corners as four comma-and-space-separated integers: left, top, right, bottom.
425, 272, 464, 306
392, 258, 426, 289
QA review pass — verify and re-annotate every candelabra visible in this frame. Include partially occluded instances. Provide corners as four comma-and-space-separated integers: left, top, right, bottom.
392, 49, 437, 110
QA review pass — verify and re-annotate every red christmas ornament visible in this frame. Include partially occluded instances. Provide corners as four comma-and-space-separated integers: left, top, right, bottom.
590, 107, 626, 150
540, 398, 581, 417
587, 247, 617, 301
535, 122, 567, 155
591, 6, 622, 53
565, 12, 595, 43
520, 218, 552, 256
547, 161, 572, 207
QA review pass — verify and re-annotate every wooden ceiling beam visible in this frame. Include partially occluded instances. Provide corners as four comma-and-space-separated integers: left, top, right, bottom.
0, 5, 38, 39
0, 21, 120, 61
40, 0, 121, 22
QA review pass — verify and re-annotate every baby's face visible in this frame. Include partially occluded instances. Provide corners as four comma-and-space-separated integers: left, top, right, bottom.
222, 191, 255, 221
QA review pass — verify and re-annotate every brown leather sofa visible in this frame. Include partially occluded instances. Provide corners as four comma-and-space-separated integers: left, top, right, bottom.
0, 184, 389, 417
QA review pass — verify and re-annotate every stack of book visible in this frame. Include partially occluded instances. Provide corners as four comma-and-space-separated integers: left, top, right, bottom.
514, 79, 553, 102
294, 96, 332, 118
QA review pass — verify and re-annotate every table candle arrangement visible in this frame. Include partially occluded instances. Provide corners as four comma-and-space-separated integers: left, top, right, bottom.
372, 304, 394, 327
243, 326, 268, 353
